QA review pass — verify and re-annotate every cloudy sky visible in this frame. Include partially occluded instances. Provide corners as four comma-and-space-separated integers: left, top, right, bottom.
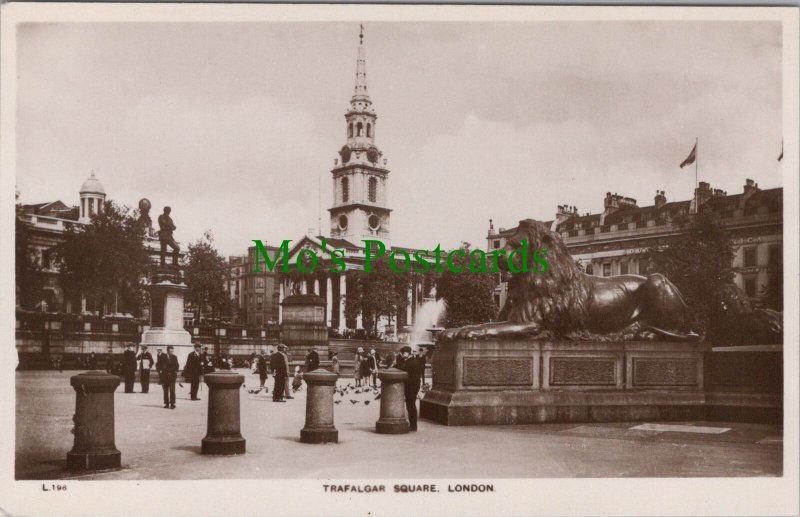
16, 20, 782, 255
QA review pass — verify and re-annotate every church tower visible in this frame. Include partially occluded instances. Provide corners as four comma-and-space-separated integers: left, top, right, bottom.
329, 26, 391, 247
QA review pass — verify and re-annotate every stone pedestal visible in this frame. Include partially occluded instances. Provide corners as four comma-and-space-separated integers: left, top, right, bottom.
66, 371, 122, 470
421, 339, 706, 426
141, 281, 193, 367
376, 368, 409, 434
281, 294, 330, 359
300, 369, 339, 444
202, 372, 246, 455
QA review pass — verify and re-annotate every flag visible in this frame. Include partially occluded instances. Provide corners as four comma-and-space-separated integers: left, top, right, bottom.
680, 143, 697, 168
778, 141, 783, 162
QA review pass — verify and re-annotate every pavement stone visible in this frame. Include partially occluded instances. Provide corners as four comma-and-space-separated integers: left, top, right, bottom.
15, 370, 782, 479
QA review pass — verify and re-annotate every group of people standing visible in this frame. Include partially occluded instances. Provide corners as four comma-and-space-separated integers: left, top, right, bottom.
253, 344, 296, 403
120, 343, 220, 409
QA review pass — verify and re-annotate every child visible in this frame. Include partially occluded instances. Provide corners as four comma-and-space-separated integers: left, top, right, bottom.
292, 366, 303, 392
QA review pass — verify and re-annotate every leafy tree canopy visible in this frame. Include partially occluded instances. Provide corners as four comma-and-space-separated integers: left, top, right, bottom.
56, 200, 150, 317
647, 212, 734, 331
435, 242, 497, 328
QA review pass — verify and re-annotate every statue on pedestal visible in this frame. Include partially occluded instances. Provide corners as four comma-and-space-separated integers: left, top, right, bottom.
158, 206, 180, 267
442, 219, 699, 342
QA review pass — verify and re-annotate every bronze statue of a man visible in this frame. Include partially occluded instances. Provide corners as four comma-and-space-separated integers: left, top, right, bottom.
158, 206, 180, 266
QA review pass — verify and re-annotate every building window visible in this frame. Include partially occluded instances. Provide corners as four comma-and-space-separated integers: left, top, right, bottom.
368, 177, 378, 202
586, 263, 594, 275
348, 123, 353, 138
768, 244, 782, 266
356, 122, 363, 136
341, 177, 349, 203
744, 277, 757, 298
493, 240, 500, 249
256, 277, 264, 289
620, 260, 628, 275
366, 123, 372, 137
257, 296, 263, 310
603, 263, 611, 277
743, 247, 757, 267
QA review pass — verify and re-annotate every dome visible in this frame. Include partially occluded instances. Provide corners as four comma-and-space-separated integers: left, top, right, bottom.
80, 172, 105, 195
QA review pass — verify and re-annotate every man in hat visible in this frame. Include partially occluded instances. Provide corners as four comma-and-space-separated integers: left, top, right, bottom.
136, 345, 155, 393
122, 344, 137, 393
184, 344, 203, 400
161, 346, 180, 409
270, 344, 289, 402
397, 346, 423, 432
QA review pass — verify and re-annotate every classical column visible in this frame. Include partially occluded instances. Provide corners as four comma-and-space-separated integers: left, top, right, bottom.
302, 280, 308, 295
326, 276, 333, 327
278, 281, 284, 323
406, 287, 413, 328
338, 274, 347, 332
314, 279, 320, 296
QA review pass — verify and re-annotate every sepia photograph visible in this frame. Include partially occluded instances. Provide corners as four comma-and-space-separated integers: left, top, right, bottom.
0, 3, 798, 516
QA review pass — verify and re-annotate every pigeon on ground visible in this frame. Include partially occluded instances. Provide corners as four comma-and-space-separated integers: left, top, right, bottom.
374, 394, 381, 400
364, 400, 370, 405
334, 400, 341, 404
350, 399, 358, 405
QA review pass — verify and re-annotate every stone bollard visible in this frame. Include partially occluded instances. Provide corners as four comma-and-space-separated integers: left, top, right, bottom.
66, 371, 122, 470
202, 371, 246, 455
300, 369, 339, 444
376, 368, 410, 434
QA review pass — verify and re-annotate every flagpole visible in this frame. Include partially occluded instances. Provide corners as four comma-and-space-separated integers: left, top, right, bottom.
695, 136, 698, 191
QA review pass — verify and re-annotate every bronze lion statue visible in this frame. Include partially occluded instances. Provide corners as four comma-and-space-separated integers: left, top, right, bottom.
443, 219, 699, 341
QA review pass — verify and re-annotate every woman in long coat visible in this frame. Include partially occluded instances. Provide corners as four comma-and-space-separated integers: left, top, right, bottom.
354, 347, 364, 387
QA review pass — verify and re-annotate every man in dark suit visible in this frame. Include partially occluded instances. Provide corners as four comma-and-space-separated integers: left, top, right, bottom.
397, 346, 423, 432
417, 348, 427, 386
161, 345, 180, 409
270, 344, 289, 402
305, 347, 320, 372
88, 352, 97, 370
184, 344, 203, 400
136, 345, 154, 393
122, 344, 137, 393
155, 348, 166, 385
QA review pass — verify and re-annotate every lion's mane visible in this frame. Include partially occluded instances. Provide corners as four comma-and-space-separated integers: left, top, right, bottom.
502, 219, 592, 333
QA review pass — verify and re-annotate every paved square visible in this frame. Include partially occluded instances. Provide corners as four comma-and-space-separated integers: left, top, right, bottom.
16, 370, 782, 479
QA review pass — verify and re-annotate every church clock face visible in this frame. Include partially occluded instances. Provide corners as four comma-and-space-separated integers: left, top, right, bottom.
338, 214, 348, 230
368, 214, 380, 231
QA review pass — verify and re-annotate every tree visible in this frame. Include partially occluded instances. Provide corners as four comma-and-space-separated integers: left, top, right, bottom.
56, 200, 150, 317
15, 200, 43, 310
761, 264, 783, 311
185, 231, 231, 322
345, 258, 411, 338
435, 242, 497, 328
647, 212, 734, 331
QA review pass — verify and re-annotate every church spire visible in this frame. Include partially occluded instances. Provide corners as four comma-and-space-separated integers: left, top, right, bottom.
352, 24, 370, 103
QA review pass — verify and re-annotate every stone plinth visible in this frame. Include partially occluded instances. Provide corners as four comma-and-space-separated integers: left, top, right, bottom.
421, 339, 706, 426
141, 281, 193, 367
281, 294, 329, 354
300, 369, 339, 444
376, 368, 409, 434
202, 372, 246, 455
66, 371, 122, 470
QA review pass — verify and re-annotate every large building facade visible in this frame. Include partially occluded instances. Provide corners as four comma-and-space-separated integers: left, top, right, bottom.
487, 179, 783, 310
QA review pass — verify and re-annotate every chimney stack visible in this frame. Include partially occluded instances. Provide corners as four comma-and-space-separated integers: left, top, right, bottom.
654, 190, 667, 209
